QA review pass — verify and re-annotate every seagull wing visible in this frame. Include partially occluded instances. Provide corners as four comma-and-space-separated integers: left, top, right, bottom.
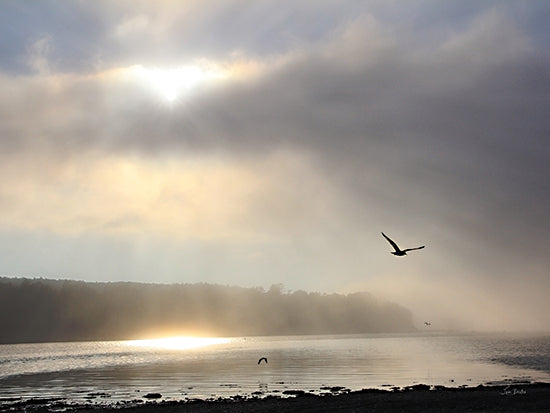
403, 246, 425, 253
381, 232, 401, 252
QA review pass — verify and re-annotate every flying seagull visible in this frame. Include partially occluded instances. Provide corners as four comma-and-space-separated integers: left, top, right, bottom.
258, 357, 268, 365
424, 321, 431, 326
382, 232, 425, 256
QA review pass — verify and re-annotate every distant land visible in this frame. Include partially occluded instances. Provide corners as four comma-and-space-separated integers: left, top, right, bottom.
0, 277, 415, 344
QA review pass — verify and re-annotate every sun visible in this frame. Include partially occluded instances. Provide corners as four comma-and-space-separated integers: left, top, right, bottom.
146, 66, 203, 102
131, 64, 227, 103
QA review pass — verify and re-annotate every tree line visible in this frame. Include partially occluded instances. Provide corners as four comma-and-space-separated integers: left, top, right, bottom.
0, 277, 415, 344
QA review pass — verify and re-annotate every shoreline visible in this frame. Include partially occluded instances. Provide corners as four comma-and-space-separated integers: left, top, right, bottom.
3, 382, 550, 412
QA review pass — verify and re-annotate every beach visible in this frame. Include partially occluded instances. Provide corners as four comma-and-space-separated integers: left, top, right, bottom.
3, 383, 550, 412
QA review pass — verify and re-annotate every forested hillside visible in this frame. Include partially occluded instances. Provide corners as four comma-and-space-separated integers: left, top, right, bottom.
0, 278, 415, 344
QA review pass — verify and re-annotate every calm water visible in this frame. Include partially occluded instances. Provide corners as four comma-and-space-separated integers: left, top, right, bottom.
1, 332, 550, 406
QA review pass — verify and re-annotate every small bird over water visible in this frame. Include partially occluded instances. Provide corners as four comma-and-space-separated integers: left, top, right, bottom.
258, 357, 268, 365
382, 232, 425, 256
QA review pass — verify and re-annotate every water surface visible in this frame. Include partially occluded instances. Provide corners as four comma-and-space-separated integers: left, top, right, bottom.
1, 332, 549, 405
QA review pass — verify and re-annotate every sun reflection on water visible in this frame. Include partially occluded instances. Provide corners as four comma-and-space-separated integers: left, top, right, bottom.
126, 336, 230, 350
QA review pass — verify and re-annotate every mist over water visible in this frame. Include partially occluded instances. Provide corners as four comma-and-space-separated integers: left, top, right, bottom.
1, 333, 549, 406
0, 279, 415, 344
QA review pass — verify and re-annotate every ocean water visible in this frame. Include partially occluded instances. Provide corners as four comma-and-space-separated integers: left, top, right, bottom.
1, 332, 549, 406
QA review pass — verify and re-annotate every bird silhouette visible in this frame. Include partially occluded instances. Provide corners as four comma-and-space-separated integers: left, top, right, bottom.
424, 321, 431, 326
258, 357, 268, 365
382, 232, 424, 256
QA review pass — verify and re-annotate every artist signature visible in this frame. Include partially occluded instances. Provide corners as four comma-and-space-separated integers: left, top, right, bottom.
500, 385, 527, 396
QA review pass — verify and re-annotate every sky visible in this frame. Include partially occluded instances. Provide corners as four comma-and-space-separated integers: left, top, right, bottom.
0, 0, 549, 332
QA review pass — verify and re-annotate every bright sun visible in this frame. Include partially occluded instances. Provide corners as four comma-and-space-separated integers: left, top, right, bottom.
126, 336, 230, 350
131, 64, 227, 102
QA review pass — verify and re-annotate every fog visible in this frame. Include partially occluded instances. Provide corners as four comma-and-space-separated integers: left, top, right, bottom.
0, 278, 414, 344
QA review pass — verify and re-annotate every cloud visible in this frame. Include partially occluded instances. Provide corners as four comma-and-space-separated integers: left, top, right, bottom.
2, 6, 548, 232
112, 14, 151, 39
441, 8, 532, 67
0, 150, 339, 241
26, 35, 54, 74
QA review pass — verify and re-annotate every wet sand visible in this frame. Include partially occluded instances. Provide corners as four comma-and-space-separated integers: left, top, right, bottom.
3, 383, 550, 412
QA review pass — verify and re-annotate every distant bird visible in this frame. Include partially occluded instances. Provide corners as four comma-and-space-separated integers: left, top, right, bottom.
258, 357, 268, 365
382, 232, 425, 256
424, 321, 431, 326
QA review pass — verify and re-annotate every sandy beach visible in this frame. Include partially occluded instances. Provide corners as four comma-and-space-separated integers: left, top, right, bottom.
3, 383, 550, 412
